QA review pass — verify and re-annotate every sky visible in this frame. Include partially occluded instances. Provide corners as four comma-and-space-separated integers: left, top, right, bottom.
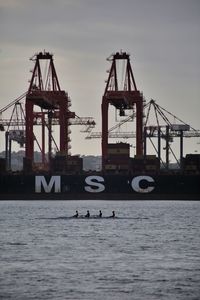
0, 0, 199, 158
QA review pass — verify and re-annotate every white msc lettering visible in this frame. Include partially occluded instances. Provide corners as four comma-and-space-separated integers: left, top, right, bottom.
35, 176, 61, 193
131, 176, 155, 193
84, 176, 105, 193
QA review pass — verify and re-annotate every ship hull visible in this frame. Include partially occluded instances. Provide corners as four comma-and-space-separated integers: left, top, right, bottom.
0, 174, 199, 200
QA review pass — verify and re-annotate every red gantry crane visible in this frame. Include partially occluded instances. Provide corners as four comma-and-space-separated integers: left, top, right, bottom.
87, 52, 200, 171
25, 51, 73, 167
0, 51, 95, 172
101, 51, 144, 170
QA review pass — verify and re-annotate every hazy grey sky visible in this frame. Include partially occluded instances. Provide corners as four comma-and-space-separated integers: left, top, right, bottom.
0, 0, 199, 156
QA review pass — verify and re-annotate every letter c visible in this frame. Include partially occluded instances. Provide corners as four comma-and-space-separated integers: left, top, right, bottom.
131, 176, 155, 193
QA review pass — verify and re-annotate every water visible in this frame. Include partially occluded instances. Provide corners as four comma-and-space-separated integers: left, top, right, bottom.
0, 200, 200, 300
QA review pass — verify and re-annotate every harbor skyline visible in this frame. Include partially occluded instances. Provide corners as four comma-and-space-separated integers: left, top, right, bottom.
0, 0, 199, 155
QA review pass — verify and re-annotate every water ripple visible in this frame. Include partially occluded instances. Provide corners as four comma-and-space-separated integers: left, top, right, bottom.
0, 200, 200, 300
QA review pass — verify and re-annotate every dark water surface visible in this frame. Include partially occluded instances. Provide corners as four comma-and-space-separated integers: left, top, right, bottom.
0, 200, 200, 300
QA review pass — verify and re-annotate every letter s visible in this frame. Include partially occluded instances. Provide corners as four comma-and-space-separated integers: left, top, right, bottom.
131, 176, 155, 193
84, 176, 105, 193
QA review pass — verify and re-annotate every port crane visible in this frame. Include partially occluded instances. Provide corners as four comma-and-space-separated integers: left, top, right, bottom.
87, 98, 200, 167
101, 51, 144, 170
87, 51, 200, 168
0, 100, 95, 170
0, 51, 95, 170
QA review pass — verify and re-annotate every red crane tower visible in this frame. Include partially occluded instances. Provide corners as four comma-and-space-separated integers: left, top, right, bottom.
25, 51, 75, 170
101, 51, 144, 170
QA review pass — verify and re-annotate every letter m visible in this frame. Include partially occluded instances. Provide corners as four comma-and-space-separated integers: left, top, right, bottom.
35, 176, 61, 193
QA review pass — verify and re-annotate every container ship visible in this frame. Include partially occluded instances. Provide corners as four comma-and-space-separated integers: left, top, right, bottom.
0, 51, 200, 200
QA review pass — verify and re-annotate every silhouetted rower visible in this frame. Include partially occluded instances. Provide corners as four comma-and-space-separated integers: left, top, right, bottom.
109, 211, 115, 218
85, 210, 90, 218
99, 210, 102, 218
